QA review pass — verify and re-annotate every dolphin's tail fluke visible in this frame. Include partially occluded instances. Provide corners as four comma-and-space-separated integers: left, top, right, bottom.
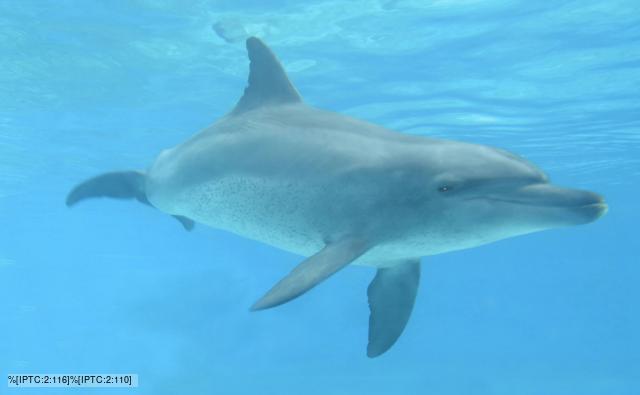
66, 170, 147, 206
66, 170, 194, 231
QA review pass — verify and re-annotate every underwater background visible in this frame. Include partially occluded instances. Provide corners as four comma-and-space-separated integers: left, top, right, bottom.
1, 0, 638, 394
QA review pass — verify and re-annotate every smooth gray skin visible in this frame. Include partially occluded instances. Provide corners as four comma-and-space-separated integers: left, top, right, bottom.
68, 37, 607, 357
146, 98, 607, 264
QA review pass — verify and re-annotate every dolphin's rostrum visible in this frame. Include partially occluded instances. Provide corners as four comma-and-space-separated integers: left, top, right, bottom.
67, 37, 607, 357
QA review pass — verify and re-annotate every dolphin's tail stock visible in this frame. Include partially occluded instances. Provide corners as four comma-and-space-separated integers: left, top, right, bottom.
66, 170, 194, 231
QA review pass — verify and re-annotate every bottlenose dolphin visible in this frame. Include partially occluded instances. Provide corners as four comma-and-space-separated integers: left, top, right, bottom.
67, 37, 607, 357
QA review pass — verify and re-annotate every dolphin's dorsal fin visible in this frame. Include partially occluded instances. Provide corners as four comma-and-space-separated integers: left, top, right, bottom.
231, 37, 302, 115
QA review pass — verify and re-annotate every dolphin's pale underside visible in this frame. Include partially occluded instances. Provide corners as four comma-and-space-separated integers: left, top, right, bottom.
67, 37, 607, 357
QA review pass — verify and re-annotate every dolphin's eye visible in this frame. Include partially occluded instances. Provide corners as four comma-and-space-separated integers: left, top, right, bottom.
438, 185, 453, 193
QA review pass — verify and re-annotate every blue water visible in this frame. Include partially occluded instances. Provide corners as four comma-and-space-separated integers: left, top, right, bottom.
1, 1, 639, 394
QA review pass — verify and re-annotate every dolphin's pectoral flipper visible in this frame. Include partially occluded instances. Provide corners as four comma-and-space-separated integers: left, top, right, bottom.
367, 259, 421, 358
66, 171, 194, 231
231, 37, 303, 115
251, 238, 370, 311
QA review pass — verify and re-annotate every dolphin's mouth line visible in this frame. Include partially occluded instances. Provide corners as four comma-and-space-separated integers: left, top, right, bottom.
479, 197, 608, 210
